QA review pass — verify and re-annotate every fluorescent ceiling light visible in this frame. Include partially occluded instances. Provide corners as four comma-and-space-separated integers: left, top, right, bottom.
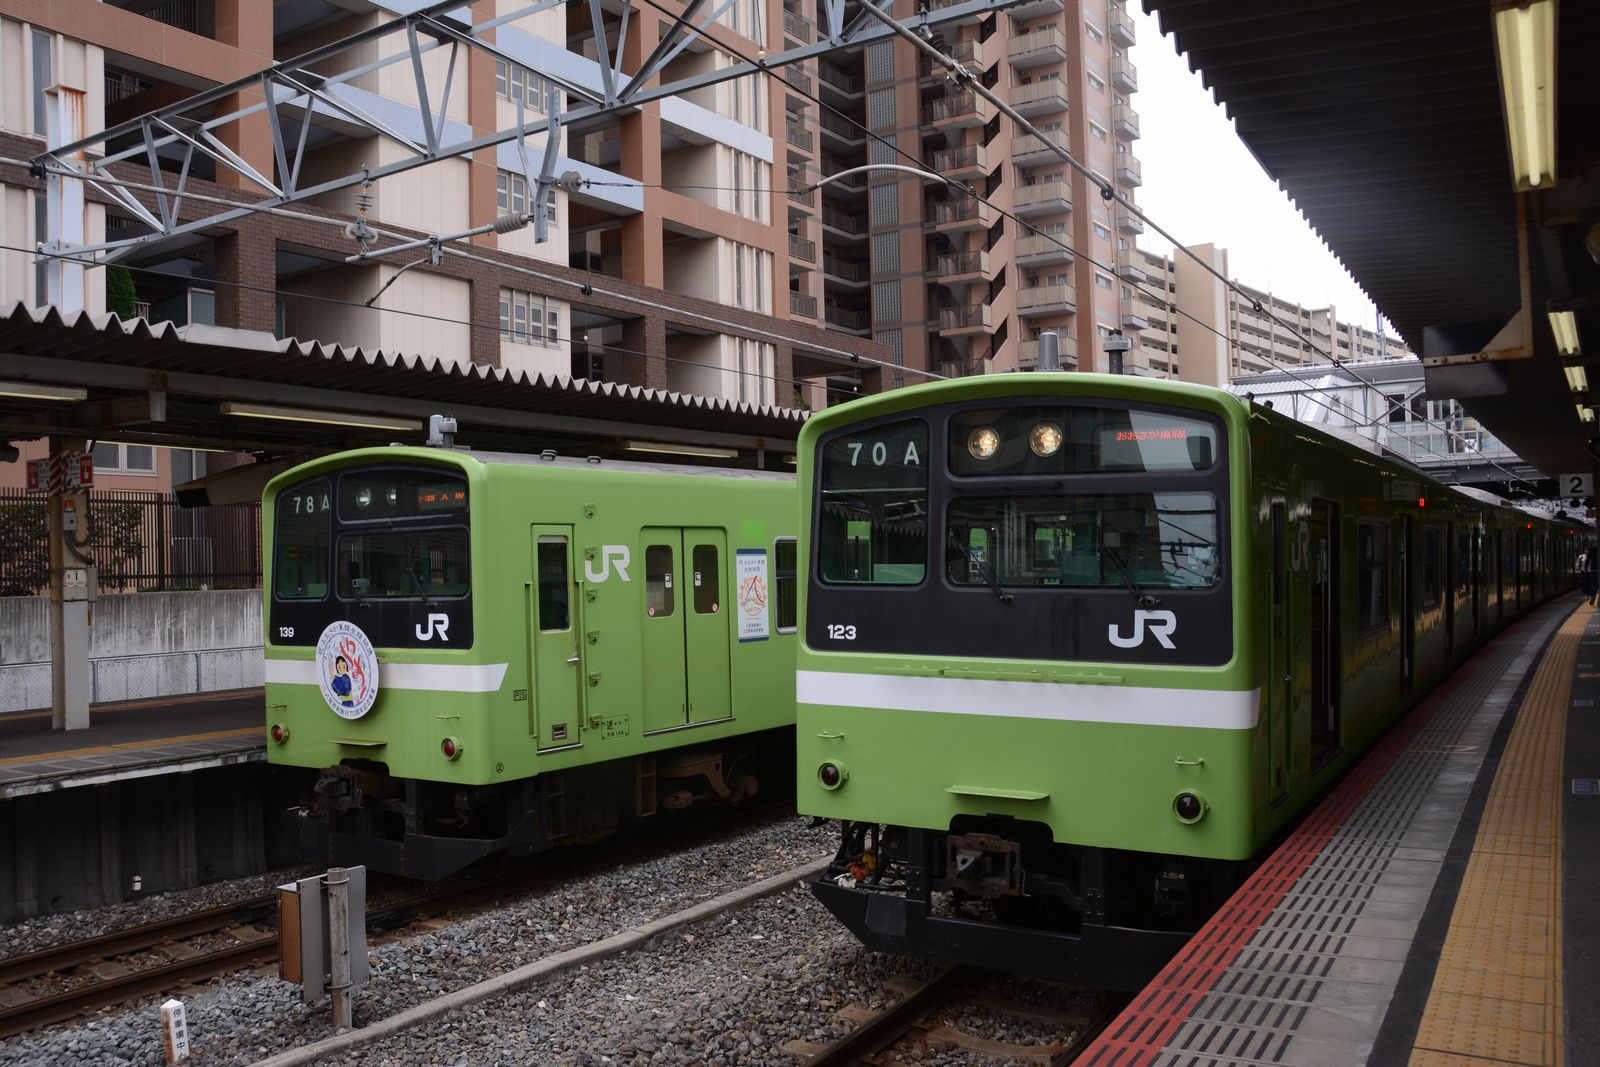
1493, 0, 1557, 190
1565, 364, 1588, 392
0, 380, 88, 402
220, 401, 421, 432
1550, 309, 1582, 355
1581, 406, 1596, 423
621, 440, 739, 459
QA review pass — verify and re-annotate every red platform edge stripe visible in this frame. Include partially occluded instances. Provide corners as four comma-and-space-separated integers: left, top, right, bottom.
1078, 663, 1479, 1067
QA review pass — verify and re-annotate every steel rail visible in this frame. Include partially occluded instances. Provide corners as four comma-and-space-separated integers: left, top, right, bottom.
803, 967, 972, 1065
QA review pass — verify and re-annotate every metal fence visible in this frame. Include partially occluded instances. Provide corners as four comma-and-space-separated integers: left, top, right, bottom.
0, 489, 262, 595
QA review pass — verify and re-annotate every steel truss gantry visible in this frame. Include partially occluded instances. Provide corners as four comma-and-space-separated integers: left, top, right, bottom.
32, 0, 1022, 275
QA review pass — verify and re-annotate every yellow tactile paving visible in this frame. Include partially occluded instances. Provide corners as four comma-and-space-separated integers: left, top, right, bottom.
1409, 604, 1581, 1067
0, 726, 262, 766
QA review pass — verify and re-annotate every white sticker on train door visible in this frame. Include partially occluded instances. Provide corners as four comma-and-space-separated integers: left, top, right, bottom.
736, 548, 770, 642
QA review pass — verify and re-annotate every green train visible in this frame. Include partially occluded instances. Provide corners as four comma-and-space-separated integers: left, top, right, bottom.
794, 373, 1582, 990
263, 447, 796, 879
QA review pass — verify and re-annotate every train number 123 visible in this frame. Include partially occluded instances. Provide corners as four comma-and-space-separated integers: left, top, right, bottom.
826, 624, 857, 640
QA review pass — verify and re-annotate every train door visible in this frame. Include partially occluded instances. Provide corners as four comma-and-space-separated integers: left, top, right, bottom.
1400, 516, 1414, 691
530, 527, 583, 749
641, 529, 689, 733
684, 530, 732, 725
1495, 530, 1505, 620
1443, 523, 1456, 657
1269, 501, 1290, 804
1309, 502, 1340, 768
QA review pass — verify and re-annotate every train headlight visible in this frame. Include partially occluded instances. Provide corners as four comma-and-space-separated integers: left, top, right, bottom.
270, 724, 289, 744
1173, 791, 1207, 824
1029, 421, 1063, 457
441, 736, 463, 760
356, 486, 373, 509
967, 427, 1000, 460
818, 761, 848, 789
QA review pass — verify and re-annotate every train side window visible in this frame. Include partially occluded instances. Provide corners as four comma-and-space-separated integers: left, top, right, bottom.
692, 545, 720, 614
774, 538, 798, 633
1357, 521, 1389, 632
1271, 502, 1285, 638
646, 544, 675, 617
1422, 526, 1442, 609
536, 538, 570, 631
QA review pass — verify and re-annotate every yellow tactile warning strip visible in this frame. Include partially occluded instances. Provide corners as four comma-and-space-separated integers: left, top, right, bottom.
1409, 606, 1582, 1066
0, 726, 262, 767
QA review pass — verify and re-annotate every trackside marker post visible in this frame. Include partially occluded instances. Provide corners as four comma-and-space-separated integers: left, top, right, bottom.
160, 999, 190, 1063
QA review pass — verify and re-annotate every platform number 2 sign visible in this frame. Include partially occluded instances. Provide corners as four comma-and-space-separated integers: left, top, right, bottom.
1562, 472, 1594, 503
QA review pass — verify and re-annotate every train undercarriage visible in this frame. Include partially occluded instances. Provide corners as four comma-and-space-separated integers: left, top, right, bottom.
280, 728, 790, 881
813, 819, 1247, 991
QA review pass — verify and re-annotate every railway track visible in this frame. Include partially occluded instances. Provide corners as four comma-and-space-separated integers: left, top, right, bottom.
1, 801, 799, 1040
794, 967, 1128, 1066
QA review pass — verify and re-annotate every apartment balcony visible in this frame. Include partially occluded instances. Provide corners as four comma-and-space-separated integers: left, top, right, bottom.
818, 62, 864, 99
939, 304, 993, 334
1008, 28, 1067, 70
1122, 309, 1151, 331
1011, 79, 1069, 118
930, 250, 991, 285
818, 111, 865, 147
790, 291, 818, 319
789, 233, 817, 264
826, 305, 872, 332
1115, 154, 1143, 187
1015, 233, 1073, 266
929, 143, 988, 180
785, 68, 814, 99
1115, 251, 1147, 283
1012, 129, 1071, 166
784, 9, 814, 42
1013, 181, 1071, 217
929, 198, 995, 233
787, 168, 815, 206
823, 252, 870, 285
920, 39, 987, 80
1017, 334, 1079, 369
819, 160, 867, 196
1109, 4, 1137, 46
786, 120, 814, 153
821, 205, 869, 241
1007, 0, 1065, 19
926, 91, 991, 129
928, 0, 984, 25
1113, 102, 1140, 139
109, 0, 213, 36
1111, 54, 1138, 92
1117, 213, 1145, 234
1017, 283, 1077, 317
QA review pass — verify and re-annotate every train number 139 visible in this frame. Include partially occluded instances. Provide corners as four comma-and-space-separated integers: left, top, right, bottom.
826, 624, 857, 640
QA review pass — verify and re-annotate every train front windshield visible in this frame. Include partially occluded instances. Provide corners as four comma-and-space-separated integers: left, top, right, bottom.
810, 401, 1233, 665
270, 466, 473, 648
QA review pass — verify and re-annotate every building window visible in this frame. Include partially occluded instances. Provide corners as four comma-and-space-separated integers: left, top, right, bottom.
1086, 22, 1104, 43
32, 30, 51, 136
497, 171, 557, 224
1087, 71, 1105, 92
1093, 222, 1111, 240
91, 442, 156, 476
1094, 273, 1112, 290
499, 288, 562, 347
495, 60, 549, 111
1089, 123, 1108, 142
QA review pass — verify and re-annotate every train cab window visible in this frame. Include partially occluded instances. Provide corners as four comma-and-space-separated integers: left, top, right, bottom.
536, 538, 570, 631
275, 478, 332, 600
1422, 526, 1442, 609
646, 544, 676, 617
817, 419, 928, 585
692, 545, 720, 614
1357, 521, 1389, 632
338, 528, 469, 599
774, 538, 798, 632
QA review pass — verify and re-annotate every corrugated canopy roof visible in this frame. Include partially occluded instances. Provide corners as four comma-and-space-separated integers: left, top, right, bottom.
0, 303, 813, 461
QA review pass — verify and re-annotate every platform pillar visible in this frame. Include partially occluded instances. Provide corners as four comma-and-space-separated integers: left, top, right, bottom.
49, 434, 92, 731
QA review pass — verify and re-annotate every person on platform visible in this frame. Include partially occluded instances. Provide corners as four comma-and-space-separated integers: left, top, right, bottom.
1585, 544, 1598, 606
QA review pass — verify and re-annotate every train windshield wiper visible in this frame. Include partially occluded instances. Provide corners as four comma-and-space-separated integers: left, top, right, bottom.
978, 555, 1013, 604
949, 535, 1013, 604
408, 568, 437, 606
1100, 543, 1161, 608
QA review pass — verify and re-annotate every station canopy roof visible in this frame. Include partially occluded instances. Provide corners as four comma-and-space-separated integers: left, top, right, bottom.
0, 303, 808, 467
1144, 0, 1600, 476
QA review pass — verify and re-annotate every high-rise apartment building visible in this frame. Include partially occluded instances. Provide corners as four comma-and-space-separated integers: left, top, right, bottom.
1126, 243, 1414, 386
787, 0, 1144, 382
0, 0, 888, 422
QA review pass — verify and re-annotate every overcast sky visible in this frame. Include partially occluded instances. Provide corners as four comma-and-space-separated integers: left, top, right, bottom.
1129, 7, 1397, 338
